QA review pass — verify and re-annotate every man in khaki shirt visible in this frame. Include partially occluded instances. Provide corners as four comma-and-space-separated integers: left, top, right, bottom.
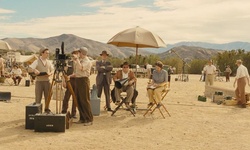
71, 47, 93, 126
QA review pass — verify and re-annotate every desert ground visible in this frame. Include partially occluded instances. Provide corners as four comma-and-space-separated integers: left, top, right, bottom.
0, 74, 250, 150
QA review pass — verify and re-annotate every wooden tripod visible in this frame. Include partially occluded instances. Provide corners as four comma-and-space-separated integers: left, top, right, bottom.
45, 69, 78, 114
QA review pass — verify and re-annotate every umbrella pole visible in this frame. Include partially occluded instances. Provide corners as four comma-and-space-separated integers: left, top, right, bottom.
135, 45, 138, 89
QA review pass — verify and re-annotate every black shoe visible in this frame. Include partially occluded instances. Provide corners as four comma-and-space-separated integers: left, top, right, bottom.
107, 108, 113, 112
239, 104, 246, 108
61, 111, 67, 114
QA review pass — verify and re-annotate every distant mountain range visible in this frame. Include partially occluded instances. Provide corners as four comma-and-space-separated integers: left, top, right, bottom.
1, 34, 152, 58
145, 41, 250, 53
1, 34, 249, 60
157, 45, 223, 61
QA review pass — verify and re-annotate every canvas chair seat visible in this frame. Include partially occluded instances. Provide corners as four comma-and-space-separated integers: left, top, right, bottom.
143, 85, 171, 119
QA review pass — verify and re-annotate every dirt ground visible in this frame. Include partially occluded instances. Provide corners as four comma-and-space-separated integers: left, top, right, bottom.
0, 74, 250, 150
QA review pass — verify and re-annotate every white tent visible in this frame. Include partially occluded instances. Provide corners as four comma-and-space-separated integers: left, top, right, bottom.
19, 54, 38, 64
0, 40, 12, 50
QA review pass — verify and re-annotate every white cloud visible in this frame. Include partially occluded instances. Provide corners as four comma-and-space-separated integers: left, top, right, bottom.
82, 0, 134, 7
0, 8, 15, 14
1, 0, 250, 44
0, 8, 15, 20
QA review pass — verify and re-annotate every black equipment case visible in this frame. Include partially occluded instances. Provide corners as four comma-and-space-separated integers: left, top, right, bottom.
0, 92, 11, 101
25, 103, 43, 129
34, 113, 66, 132
25, 80, 30, 87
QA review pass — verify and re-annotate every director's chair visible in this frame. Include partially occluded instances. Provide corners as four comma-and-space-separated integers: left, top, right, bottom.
111, 92, 136, 117
143, 84, 171, 119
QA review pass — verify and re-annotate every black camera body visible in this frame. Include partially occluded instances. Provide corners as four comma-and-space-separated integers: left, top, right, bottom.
54, 42, 69, 71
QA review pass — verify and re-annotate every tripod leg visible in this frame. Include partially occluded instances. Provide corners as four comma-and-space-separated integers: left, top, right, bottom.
56, 83, 59, 114
45, 72, 56, 112
63, 73, 78, 108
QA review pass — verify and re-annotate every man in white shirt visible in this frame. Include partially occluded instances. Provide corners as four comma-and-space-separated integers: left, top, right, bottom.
233, 59, 250, 108
203, 60, 216, 86
29, 48, 54, 104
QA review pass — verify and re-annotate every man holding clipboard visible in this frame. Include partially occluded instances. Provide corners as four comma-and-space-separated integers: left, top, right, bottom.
29, 47, 54, 104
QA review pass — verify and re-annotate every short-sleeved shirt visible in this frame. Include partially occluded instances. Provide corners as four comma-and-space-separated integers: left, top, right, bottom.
152, 69, 168, 84
203, 65, 216, 75
235, 64, 249, 79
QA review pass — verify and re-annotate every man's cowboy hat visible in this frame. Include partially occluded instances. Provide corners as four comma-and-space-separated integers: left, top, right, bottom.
100, 50, 109, 56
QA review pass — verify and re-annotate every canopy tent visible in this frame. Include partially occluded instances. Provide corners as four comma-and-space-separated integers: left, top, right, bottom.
19, 54, 38, 65
0, 40, 12, 50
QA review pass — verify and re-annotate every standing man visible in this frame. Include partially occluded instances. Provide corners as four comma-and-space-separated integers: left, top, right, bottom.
233, 59, 250, 108
203, 60, 216, 86
72, 47, 93, 126
29, 47, 54, 104
224, 65, 232, 82
61, 49, 78, 118
167, 66, 173, 87
96, 50, 113, 112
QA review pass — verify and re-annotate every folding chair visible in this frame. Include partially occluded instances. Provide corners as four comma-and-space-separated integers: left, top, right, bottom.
0, 76, 14, 86
143, 85, 171, 119
111, 92, 135, 117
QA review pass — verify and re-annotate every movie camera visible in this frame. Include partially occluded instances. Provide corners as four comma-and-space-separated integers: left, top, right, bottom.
54, 42, 69, 71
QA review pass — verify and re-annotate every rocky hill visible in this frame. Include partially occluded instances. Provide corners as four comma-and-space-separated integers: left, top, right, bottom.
145, 41, 250, 53
2, 34, 152, 58
158, 45, 223, 61
2, 34, 225, 60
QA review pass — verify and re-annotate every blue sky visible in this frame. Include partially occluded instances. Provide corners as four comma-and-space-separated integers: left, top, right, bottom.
0, 0, 250, 44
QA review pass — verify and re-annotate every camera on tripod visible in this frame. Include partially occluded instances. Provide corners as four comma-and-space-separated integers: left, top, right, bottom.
54, 42, 69, 71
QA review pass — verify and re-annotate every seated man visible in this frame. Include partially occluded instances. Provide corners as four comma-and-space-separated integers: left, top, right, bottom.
147, 61, 168, 108
11, 65, 23, 85
113, 62, 136, 108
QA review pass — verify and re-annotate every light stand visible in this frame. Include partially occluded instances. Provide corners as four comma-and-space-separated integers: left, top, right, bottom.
169, 50, 189, 82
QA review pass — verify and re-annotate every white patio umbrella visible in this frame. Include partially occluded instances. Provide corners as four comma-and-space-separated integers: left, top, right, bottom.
107, 26, 166, 74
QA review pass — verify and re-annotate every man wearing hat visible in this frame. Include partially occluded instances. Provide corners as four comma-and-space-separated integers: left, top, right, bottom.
29, 47, 54, 105
96, 50, 113, 111
72, 47, 93, 126
113, 62, 136, 109
61, 48, 78, 118
233, 59, 250, 108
